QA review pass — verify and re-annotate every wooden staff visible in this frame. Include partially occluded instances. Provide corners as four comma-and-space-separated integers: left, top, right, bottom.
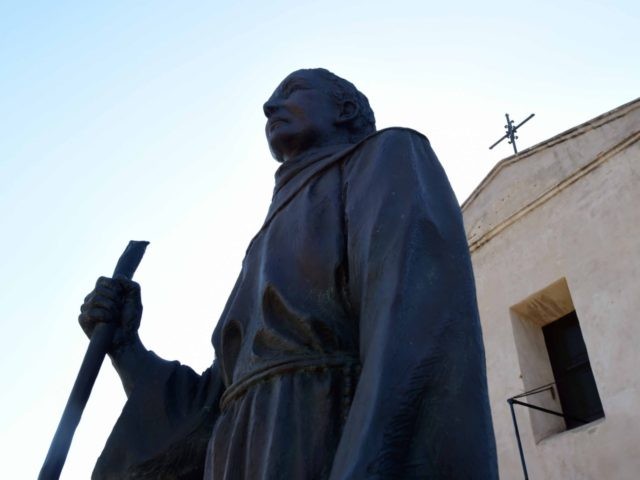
39, 241, 150, 480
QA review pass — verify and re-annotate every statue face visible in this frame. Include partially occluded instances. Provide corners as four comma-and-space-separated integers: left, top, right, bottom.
264, 70, 342, 162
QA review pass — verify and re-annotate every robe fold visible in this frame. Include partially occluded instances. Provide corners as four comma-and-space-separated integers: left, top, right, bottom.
93, 128, 498, 479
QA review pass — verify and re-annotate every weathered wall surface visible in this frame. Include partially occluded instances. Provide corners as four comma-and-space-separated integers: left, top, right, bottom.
462, 99, 640, 479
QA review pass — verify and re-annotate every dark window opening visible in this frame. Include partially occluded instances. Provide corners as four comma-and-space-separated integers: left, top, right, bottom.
542, 311, 605, 429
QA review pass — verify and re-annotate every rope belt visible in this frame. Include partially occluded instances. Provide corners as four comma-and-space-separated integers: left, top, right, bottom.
220, 354, 361, 411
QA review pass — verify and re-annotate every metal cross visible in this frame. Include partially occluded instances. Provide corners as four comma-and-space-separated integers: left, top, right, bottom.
489, 113, 535, 154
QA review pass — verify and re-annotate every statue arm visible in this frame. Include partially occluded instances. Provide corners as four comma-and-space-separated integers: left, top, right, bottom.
107, 333, 154, 397
330, 130, 497, 479
79, 265, 225, 479
93, 356, 224, 479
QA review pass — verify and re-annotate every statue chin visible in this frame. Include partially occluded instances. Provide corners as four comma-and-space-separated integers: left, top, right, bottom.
268, 144, 285, 163
267, 126, 332, 164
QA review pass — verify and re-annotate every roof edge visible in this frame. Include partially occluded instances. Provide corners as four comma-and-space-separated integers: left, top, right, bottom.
462, 97, 640, 211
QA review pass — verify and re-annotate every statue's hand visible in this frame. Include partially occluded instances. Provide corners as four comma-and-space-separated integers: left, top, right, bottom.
78, 275, 142, 350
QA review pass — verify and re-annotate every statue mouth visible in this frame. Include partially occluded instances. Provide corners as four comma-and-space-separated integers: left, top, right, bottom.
268, 118, 287, 132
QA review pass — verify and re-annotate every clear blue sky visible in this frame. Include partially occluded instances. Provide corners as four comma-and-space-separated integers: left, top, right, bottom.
1, 1, 638, 477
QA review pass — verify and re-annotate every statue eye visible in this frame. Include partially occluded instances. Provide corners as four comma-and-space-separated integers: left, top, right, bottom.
283, 82, 306, 97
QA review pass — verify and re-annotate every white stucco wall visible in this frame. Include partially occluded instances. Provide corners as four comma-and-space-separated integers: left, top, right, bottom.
462, 99, 640, 479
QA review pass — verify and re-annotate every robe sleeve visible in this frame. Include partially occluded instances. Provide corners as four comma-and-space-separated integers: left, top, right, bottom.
330, 129, 497, 479
92, 351, 224, 480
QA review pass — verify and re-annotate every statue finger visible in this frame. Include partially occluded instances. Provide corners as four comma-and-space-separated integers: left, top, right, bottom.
97, 276, 124, 293
114, 276, 140, 294
81, 290, 100, 313
122, 282, 141, 304
78, 312, 93, 336
84, 306, 118, 325
78, 311, 100, 332
80, 297, 90, 313
89, 294, 121, 313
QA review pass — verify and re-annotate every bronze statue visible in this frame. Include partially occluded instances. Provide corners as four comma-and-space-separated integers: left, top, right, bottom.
79, 68, 498, 479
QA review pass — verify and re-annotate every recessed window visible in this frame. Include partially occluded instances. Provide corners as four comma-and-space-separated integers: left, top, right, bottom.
510, 278, 605, 442
542, 311, 604, 429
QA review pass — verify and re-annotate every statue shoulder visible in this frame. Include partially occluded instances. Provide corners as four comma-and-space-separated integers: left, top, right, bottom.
358, 127, 430, 148
343, 127, 433, 177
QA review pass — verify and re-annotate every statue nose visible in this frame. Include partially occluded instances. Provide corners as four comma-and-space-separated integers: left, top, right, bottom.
263, 100, 279, 118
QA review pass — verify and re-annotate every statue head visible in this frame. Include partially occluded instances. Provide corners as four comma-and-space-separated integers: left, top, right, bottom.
263, 68, 376, 162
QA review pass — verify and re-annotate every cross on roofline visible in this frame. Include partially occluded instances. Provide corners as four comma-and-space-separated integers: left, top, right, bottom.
489, 113, 535, 154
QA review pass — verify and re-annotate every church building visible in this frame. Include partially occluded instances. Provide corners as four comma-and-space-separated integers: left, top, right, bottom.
462, 98, 640, 479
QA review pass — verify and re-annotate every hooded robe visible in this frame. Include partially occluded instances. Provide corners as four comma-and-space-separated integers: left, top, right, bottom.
93, 128, 498, 480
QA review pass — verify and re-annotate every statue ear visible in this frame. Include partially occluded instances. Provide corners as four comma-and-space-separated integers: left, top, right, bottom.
336, 100, 358, 125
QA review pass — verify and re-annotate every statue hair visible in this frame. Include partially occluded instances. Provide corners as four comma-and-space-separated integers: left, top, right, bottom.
304, 68, 377, 143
